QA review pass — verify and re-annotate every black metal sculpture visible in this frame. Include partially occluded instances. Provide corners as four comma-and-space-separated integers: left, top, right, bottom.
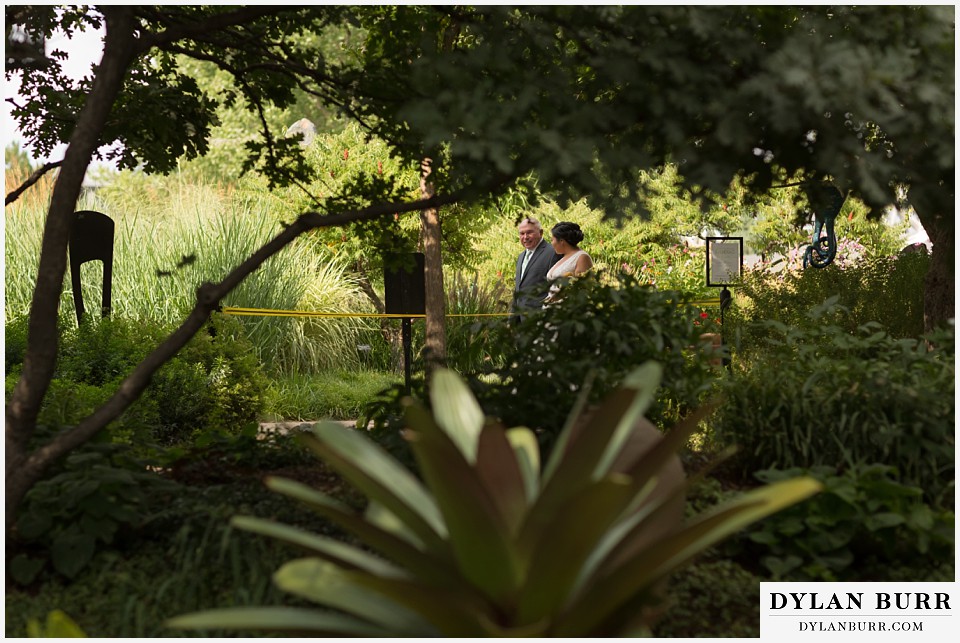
802, 185, 846, 269
69, 210, 115, 324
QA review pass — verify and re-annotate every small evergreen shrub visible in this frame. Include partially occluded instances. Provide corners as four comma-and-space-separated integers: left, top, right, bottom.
714, 313, 954, 507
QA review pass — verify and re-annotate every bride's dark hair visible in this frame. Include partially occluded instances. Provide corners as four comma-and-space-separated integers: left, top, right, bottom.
551, 221, 584, 247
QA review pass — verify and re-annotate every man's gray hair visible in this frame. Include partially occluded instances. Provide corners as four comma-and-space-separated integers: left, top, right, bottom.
518, 216, 542, 231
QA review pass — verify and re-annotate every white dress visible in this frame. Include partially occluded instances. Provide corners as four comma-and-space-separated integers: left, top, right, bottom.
545, 250, 590, 301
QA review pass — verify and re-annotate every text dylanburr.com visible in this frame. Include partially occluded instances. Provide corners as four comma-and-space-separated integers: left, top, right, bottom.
760, 582, 956, 640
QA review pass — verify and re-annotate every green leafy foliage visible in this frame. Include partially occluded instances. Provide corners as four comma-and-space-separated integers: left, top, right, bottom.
469, 271, 719, 445
168, 366, 820, 636
651, 559, 761, 638
714, 313, 955, 507
729, 249, 930, 344
3, 314, 267, 448
6, 460, 341, 637
5, 181, 377, 376
10, 442, 181, 585
744, 465, 955, 581
634, 243, 713, 299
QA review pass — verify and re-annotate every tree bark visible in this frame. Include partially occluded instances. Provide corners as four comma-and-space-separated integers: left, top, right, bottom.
419, 158, 447, 376
915, 208, 955, 333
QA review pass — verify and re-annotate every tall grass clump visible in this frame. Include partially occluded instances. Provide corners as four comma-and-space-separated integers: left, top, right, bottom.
4, 157, 102, 320
5, 174, 373, 375
436, 270, 512, 373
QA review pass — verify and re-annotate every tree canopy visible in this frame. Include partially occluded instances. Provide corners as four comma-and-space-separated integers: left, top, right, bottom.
5, 4, 954, 536
10, 6, 953, 216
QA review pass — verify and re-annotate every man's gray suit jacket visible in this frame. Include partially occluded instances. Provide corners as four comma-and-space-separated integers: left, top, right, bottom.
512, 239, 560, 312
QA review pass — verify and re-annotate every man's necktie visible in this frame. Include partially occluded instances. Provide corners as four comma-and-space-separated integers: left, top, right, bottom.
521, 249, 533, 279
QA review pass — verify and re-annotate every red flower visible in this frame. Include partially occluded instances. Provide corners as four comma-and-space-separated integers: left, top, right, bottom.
700, 311, 710, 319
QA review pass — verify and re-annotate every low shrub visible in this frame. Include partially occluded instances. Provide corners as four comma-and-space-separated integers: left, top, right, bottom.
467, 271, 720, 447
651, 559, 760, 638
713, 314, 954, 507
728, 249, 929, 347
9, 441, 181, 585
6, 477, 337, 637
743, 465, 955, 581
4, 313, 268, 448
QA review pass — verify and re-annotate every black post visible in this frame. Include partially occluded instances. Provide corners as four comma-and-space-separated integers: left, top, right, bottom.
719, 287, 732, 369
385, 254, 425, 396
402, 317, 413, 394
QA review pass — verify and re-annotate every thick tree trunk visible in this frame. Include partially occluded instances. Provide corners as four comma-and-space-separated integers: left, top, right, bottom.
914, 208, 955, 333
419, 158, 446, 376
5, 8, 141, 535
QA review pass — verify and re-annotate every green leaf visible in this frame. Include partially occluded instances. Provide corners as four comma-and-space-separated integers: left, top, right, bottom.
618, 401, 719, 508
51, 531, 96, 578
516, 475, 636, 624
405, 403, 521, 605
166, 606, 391, 636
274, 558, 440, 636
299, 422, 448, 552
429, 367, 485, 462
474, 423, 529, 534
505, 427, 540, 502
553, 477, 822, 636
79, 513, 117, 543
263, 476, 461, 588
518, 386, 638, 558
541, 370, 596, 484
9, 554, 45, 586
365, 501, 424, 550
864, 512, 906, 531
595, 362, 663, 477
581, 473, 687, 588
231, 515, 406, 578
16, 509, 53, 540
26, 610, 86, 638
342, 569, 499, 637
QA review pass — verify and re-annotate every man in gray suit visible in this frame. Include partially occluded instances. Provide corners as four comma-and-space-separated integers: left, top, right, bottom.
511, 217, 560, 318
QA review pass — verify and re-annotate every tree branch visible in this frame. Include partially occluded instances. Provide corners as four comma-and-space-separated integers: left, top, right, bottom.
5, 161, 63, 205
137, 6, 296, 49
15, 178, 512, 480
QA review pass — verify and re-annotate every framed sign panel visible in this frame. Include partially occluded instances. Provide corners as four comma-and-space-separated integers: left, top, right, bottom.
706, 237, 743, 287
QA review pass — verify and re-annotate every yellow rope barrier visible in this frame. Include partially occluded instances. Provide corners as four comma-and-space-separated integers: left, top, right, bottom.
220, 298, 722, 319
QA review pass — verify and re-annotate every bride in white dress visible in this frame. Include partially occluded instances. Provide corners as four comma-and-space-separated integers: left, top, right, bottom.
544, 221, 593, 302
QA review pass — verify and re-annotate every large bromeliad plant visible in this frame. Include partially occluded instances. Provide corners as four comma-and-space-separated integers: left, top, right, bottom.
168, 363, 819, 636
